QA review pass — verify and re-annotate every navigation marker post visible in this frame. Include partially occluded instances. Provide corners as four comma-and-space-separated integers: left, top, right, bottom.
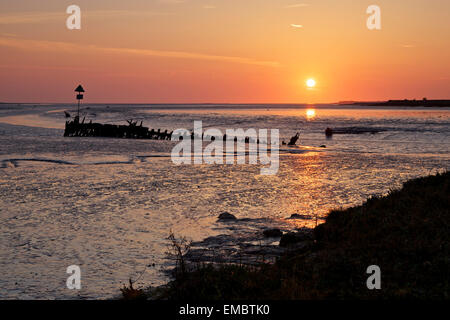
75, 84, 85, 119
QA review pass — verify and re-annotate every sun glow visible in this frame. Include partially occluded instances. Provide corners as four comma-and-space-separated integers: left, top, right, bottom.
306, 79, 316, 88
306, 108, 316, 119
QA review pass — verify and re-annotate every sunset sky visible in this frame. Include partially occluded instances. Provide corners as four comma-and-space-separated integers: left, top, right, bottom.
0, 0, 449, 103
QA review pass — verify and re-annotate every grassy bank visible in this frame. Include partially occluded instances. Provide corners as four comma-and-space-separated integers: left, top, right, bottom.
130, 172, 450, 300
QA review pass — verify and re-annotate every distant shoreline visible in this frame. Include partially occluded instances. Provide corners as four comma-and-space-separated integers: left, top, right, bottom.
339, 99, 450, 107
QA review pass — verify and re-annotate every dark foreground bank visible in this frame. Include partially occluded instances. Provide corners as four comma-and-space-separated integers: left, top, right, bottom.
125, 171, 450, 300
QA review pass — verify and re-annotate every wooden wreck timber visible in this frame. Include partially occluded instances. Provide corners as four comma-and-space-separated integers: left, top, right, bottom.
64, 117, 173, 140
63, 117, 269, 144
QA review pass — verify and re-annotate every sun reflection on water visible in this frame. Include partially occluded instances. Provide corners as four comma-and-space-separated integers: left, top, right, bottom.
306, 108, 316, 120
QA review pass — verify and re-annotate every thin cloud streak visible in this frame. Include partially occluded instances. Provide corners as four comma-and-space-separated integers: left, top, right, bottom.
0, 64, 89, 71
0, 12, 61, 24
157, 0, 186, 4
0, 10, 175, 25
284, 3, 310, 8
0, 37, 280, 68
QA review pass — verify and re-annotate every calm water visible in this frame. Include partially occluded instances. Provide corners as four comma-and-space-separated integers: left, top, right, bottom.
0, 103, 449, 299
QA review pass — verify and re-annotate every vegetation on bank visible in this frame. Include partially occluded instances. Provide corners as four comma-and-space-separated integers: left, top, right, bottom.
123, 171, 450, 300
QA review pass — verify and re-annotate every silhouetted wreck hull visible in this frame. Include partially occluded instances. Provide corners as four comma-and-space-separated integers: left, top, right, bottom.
64, 118, 288, 145
325, 126, 385, 136
64, 118, 172, 140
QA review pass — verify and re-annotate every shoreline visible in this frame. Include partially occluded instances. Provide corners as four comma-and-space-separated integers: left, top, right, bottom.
126, 171, 450, 300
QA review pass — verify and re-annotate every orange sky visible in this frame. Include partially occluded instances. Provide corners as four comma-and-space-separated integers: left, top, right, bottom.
0, 0, 449, 103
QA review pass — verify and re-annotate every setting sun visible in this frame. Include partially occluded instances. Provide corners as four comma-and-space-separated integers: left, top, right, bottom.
306, 79, 316, 88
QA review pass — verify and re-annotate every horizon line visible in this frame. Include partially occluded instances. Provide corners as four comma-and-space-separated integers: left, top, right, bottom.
2, 99, 450, 106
